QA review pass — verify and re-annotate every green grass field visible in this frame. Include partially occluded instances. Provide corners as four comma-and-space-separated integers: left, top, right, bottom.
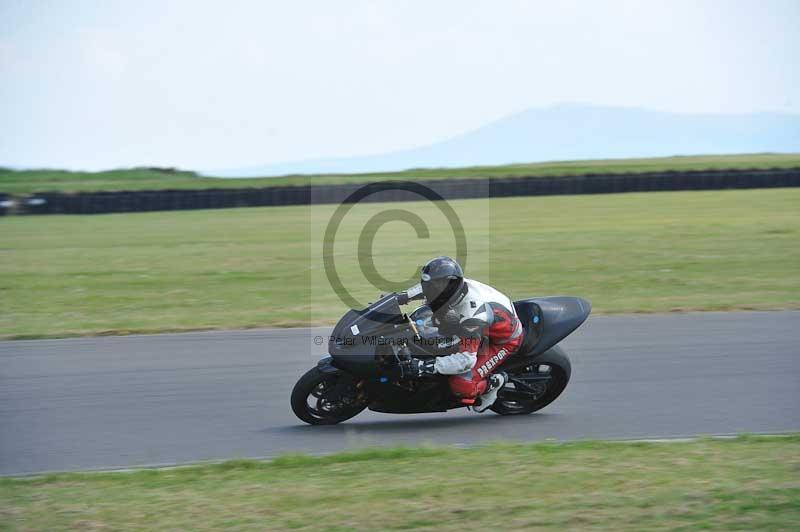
1, 153, 799, 194
1, 435, 798, 531
1, 188, 798, 339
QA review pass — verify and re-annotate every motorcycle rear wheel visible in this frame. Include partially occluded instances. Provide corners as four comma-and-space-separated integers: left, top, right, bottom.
290, 367, 368, 425
491, 349, 571, 415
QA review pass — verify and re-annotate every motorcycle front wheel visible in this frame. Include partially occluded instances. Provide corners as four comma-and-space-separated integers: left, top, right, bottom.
290, 367, 368, 425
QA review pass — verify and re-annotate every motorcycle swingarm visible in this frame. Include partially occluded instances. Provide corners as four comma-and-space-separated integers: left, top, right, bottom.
498, 389, 542, 401
504, 373, 552, 398
510, 372, 552, 384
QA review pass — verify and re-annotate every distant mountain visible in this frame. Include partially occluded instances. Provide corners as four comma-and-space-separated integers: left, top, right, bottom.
208, 104, 800, 177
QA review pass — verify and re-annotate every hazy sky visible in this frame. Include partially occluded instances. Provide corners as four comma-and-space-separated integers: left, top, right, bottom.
1, 0, 798, 171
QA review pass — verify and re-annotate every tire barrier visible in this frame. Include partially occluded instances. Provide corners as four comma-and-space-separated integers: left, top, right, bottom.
11, 167, 800, 215
0, 193, 12, 216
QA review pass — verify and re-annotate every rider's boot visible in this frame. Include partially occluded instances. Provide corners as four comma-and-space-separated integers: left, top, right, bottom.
473, 372, 507, 413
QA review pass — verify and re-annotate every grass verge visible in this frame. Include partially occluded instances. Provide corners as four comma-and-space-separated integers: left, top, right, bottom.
1, 153, 799, 194
1, 435, 798, 530
1, 188, 798, 338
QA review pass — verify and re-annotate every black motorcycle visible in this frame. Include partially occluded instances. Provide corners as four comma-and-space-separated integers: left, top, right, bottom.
291, 293, 590, 425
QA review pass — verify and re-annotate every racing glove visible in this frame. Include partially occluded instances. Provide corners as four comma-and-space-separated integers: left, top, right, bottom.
400, 357, 437, 379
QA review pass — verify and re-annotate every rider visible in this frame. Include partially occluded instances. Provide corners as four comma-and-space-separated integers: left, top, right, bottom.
399, 256, 523, 412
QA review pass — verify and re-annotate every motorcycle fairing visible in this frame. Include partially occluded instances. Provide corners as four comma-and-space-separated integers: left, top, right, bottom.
513, 297, 591, 357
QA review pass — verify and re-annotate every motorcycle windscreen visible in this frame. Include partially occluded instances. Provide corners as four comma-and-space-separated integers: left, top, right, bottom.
329, 293, 405, 351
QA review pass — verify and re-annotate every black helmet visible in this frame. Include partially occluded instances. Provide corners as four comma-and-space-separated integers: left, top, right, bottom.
420, 256, 465, 311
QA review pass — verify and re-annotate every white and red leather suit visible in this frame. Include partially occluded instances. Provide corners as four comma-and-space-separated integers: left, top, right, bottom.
428, 279, 523, 399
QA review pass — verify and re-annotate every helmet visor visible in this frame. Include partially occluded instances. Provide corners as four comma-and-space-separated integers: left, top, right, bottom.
422, 276, 461, 311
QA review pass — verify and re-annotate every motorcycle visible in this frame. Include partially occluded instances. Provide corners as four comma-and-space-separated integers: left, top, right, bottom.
291, 292, 590, 425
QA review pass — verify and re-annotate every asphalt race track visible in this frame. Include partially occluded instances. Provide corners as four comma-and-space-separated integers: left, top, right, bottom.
2, 311, 799, 475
